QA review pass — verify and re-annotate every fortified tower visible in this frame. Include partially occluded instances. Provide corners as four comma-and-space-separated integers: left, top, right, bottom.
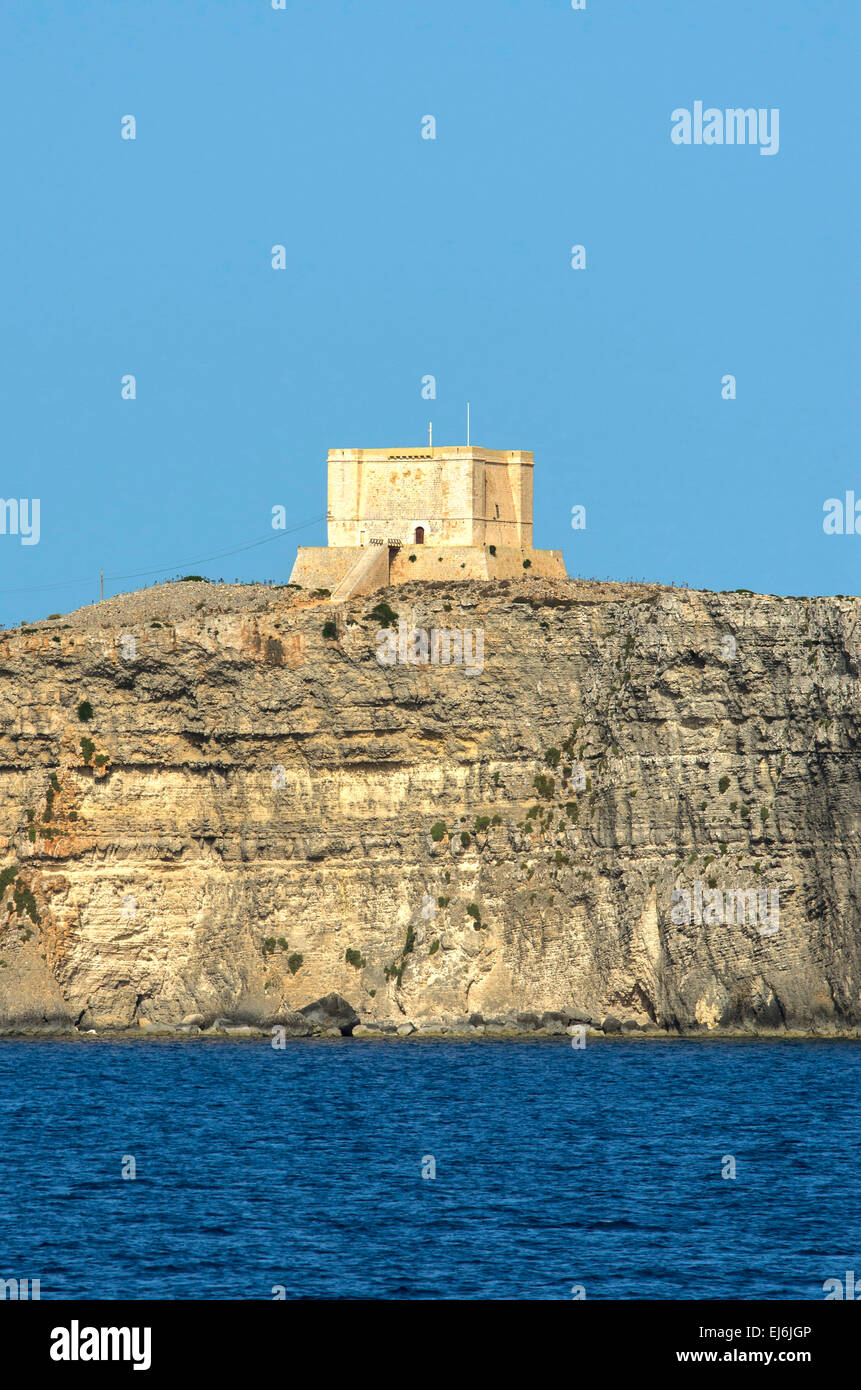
289, 444, 567, 599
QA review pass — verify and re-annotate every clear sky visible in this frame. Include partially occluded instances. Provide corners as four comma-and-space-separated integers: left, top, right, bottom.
0, 0, 858, 625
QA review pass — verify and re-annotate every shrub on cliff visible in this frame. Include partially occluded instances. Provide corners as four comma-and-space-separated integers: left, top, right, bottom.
533, 774, 554, 800
367, 601, 397, 629
12, 883, 40, 925
76, 700, 93, 722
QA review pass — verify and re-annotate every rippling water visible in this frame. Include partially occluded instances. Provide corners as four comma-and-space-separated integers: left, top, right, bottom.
0, 1038, 857, 1300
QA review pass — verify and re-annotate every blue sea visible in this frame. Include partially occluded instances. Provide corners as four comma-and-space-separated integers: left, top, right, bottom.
0, 1038, 857, 1300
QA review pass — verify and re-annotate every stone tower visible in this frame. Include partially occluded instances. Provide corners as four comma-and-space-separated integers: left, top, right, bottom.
289, 444, 567, 599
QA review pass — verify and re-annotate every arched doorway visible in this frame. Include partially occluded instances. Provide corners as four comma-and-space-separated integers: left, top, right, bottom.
414, 526, 425, 544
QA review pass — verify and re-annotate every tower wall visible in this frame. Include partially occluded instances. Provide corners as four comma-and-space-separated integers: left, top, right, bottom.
325, 447, 534, 549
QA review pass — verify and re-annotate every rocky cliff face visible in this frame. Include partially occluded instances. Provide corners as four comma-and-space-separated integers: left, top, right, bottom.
1, 577, 859, 1036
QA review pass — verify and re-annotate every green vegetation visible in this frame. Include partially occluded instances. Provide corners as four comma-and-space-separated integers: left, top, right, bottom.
384, 922, 417, 986
544, 747, 561, 768
718, 775, 730, 794
522, 558, 532, 569
460, 830, 470, 847
76, 700, 94, 722
322, 620, 337, 639
50, 773, 60, 793
0, 865, 17, 895
345, 948, 366, 969
94, 754, 108, 768
429, 938, 440, 955
287, 953, 303, 974
80, 737, 95, 764
47, 613, 62, 621
178, 575, 209, 582
368, 600, 398, 629
430, 821, 446, 842
473, 815, 491, 834
13, 883, 40, 925
533, 774, 554, 799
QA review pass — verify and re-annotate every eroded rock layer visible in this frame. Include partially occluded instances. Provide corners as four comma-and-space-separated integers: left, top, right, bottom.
0, 577, 859, 1036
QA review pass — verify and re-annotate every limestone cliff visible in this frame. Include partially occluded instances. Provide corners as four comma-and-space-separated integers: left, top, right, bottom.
0, 576, 859, 1036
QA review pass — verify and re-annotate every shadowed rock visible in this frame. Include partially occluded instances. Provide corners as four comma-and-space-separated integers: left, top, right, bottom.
299, 994, 359, 1035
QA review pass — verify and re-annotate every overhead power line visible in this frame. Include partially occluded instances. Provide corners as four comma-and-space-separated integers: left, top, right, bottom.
0, 513, 325, 597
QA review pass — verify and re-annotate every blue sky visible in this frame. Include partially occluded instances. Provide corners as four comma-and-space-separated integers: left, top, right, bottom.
0, 0, 858, 624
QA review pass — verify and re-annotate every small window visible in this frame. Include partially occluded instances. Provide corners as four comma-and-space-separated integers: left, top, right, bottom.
414, 526, 425, 544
